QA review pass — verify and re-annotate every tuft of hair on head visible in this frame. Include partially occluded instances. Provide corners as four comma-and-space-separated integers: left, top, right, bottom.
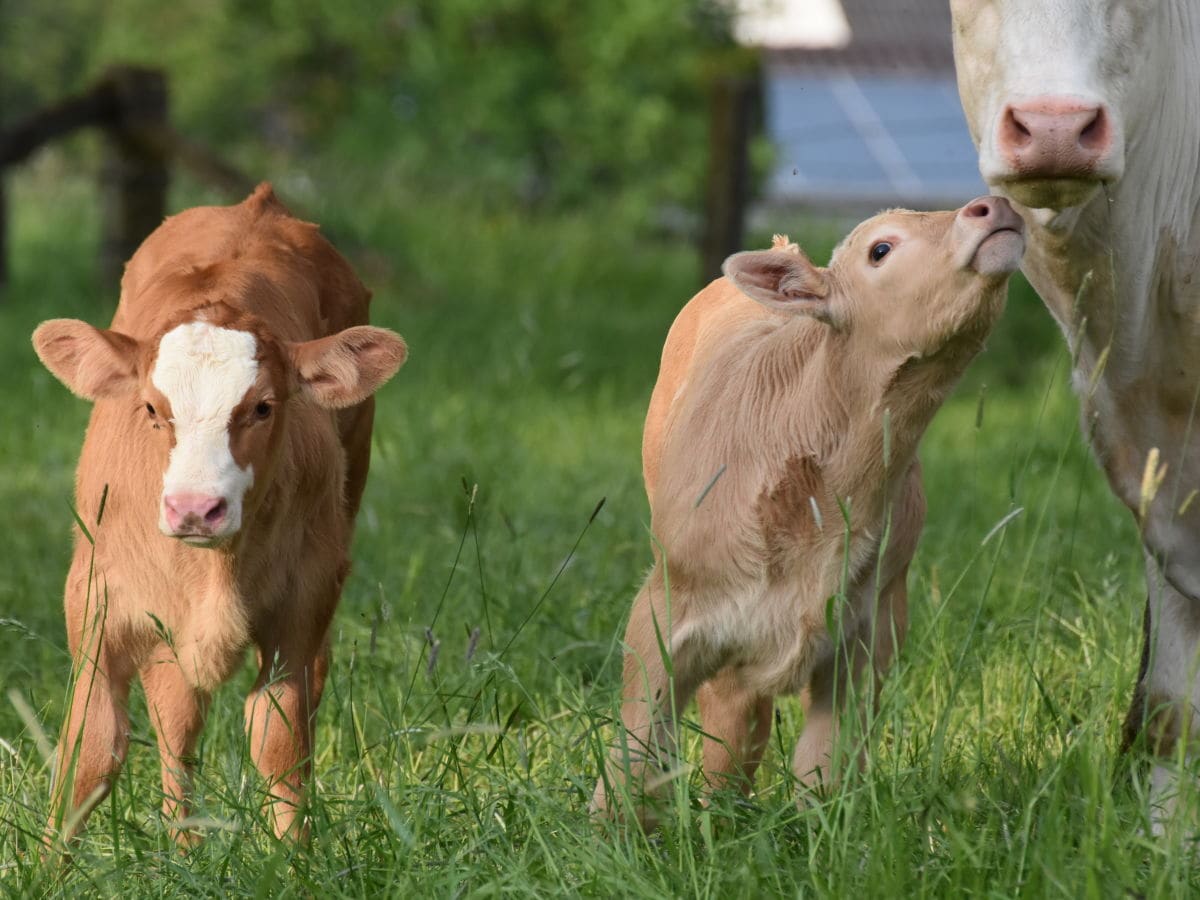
771, 234, 801, 255
244, 182, 291, 217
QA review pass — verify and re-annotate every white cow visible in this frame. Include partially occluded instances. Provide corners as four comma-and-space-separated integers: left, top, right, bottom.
951, 0, 1200, 828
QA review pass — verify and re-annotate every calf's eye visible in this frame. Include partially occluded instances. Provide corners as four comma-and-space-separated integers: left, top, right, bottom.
869, 242, 892, 263
254, 401, 272, 420
145, 403, 157, 418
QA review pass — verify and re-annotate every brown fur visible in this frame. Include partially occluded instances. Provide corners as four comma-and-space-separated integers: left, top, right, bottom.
32, 184, 406, 846
593, 204, 1021, 825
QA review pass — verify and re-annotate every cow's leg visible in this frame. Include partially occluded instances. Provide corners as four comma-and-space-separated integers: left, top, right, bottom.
1125, 556, 1200, 833
1120, 593, 1153, 754
792, 569, 908, 791
46, 588, 132, 849
140, 645, 208, 845
592, 568, 711, 826
696, 667, 773, 795
244, 629, 330, 841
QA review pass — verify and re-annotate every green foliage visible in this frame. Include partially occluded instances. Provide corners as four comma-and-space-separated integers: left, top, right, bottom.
1, 0, 732, 221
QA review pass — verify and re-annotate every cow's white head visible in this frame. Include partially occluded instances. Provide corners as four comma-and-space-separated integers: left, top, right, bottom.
951, 0, 1159, 210
33, 305, 407, 547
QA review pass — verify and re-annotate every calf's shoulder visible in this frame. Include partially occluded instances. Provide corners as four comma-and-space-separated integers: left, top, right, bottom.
643, 277, 772, 502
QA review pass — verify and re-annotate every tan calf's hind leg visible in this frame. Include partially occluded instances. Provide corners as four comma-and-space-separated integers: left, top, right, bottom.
592, 569, 711, 826
140, 646, 209, 845
792, 569, 909, 791
697, 667, 773, 795
244, 633, 330, 841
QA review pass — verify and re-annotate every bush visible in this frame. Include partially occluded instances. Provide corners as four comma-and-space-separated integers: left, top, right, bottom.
1, 0, 733, 223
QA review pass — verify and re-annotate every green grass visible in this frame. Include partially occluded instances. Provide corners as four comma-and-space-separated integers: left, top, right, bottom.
1, 152, 1194, 897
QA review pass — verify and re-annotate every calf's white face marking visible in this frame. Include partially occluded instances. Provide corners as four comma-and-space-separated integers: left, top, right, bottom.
152, 322, 259, 542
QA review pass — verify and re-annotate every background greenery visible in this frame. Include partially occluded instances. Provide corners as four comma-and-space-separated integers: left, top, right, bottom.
1, 2, 1188, 896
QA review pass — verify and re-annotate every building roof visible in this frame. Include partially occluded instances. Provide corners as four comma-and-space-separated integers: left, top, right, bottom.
743, 0, 956, 74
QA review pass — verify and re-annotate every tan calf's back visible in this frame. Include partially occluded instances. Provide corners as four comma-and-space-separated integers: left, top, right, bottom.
642, 278, 772, 504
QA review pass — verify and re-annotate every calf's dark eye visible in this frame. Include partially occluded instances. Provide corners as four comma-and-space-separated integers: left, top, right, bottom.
869, 241, 892, 263
255, 402, 272, 420
145, 403, 156, 418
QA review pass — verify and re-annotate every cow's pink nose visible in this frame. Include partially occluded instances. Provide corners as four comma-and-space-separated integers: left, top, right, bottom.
997, 98, 1112, 177
163, 493, 228, 533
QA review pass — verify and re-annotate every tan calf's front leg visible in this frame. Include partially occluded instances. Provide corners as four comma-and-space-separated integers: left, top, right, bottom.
592, 568, 710, 826
697, 667, 773, 794
792, 569, 909, 790
244, 633, 330, 841
140, 645, 209, 845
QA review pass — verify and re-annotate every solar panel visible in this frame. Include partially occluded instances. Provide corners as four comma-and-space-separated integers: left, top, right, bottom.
765, 69, 986, 207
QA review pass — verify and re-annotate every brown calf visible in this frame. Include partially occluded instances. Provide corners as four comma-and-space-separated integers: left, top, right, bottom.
593, 197, 1025, 824
32, 184, 406, 844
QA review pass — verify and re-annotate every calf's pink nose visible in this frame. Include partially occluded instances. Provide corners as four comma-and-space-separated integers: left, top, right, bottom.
997, 98, 1111, 177
163, 493, 228, 533
958, 195, 1023, 231
961, 196, 1000, 220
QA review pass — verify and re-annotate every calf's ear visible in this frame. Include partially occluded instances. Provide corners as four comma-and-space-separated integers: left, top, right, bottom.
723, 250, 835, 324
32, 319, 140, 400
289, 326, 408, 409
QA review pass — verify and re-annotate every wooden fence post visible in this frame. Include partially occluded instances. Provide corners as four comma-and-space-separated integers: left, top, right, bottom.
0, 176, 7, 292
700, 53, 761, 284
1, 66, 258, 295
99, 66, 170, 288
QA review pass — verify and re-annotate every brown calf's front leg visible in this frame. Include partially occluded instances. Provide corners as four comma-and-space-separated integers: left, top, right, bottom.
47, 646, 134, 847
140, 644, 209, 845
592, 568, 711, 826
244, 633, 330, 841
696, 667, 774, 795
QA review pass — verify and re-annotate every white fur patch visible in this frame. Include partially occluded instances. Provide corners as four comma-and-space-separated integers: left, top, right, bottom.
152, 322, 258, 536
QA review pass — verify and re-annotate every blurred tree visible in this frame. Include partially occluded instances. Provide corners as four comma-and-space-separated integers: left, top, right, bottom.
1, 0, 733, 225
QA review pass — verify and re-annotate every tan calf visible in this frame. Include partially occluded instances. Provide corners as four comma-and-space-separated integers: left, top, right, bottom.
593, 197, 1025, 824
32, 184, 406, 845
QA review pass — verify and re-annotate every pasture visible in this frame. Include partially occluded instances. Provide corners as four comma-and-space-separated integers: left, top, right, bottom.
0, 157, 1193, 897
